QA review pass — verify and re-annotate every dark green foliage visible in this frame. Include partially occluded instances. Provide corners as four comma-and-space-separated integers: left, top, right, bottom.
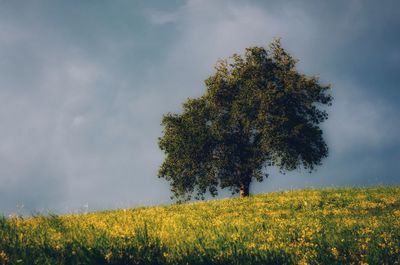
158, 39, 332, 200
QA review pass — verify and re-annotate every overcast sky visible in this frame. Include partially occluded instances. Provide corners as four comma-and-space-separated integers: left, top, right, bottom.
0, 0, 399, 215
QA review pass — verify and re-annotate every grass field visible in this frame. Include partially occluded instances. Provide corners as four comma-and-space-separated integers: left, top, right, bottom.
1, 186, 399, 265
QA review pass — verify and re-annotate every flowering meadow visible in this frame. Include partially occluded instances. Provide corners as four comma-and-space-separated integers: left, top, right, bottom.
0, 186, 399, 264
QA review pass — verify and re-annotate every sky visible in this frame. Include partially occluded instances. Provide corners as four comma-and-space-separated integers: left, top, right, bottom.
0, 0, 399, 215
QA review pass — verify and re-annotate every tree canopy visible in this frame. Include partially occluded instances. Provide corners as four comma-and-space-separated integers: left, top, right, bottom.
158, 39, 332, 201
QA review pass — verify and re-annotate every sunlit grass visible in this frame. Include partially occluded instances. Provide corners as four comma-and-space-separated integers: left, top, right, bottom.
1, 186, 399, 264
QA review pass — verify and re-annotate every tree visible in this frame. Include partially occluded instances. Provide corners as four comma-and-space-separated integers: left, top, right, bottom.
158, 39, 332, 201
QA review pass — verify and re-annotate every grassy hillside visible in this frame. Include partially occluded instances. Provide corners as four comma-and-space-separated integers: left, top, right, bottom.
1, 187, 399, 265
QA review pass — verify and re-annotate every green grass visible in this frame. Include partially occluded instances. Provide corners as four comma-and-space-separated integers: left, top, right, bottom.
1, 186, 399, 264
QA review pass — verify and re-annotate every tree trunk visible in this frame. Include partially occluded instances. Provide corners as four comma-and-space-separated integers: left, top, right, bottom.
239, 182, 250, 198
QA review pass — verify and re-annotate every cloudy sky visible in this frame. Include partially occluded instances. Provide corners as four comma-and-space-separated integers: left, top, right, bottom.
0, 0, 399, 215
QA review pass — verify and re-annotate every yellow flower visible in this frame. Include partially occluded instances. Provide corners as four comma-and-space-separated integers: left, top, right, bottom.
258, 244, 268, 251
105, 252, 112, 261
247, 242, 256, 249
0, 250, 9, 263
331, 247, 339, 258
